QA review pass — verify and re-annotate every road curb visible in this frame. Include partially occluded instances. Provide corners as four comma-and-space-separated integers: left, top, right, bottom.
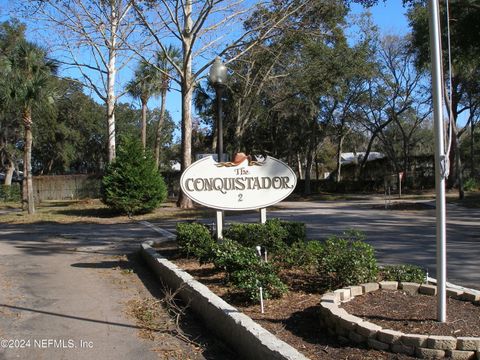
140, 238, 309, 360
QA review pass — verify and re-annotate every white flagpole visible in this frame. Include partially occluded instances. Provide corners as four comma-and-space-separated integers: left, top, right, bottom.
427, 0, 447, 323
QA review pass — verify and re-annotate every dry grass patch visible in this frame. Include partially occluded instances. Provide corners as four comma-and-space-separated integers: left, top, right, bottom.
0, 199, 216, 225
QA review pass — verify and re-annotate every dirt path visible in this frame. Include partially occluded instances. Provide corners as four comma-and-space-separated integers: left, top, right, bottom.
0, 222, 233, 360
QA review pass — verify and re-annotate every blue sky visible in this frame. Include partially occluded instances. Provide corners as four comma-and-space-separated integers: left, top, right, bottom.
0, 0, 412, 135
351, 1, 410, 35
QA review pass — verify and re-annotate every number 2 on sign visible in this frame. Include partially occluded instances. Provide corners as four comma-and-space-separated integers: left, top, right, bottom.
238, 194, 243, 202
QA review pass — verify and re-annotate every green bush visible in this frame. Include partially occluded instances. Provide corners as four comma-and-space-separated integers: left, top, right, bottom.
176, 222, 217, 264
213, 239, 259, 273
230, 264, 288, 301
278, 220, 307, 245
317, 230, 378, 289
213, 239, 287, 301
381, 264, 426, 283
101, 137, 167, 215
0, 184, 21, 202
281, 240, 324, 270
464, 178, 479, 191
223, 219, 304, 251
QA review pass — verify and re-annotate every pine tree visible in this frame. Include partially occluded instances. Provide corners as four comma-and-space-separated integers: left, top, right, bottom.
102, 136, 167, 215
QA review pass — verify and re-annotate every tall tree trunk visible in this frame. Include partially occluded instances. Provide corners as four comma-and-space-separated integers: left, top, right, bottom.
304, 147, 314, 196
155, 90, 167, 168
107, 4, 118, 163
23, 108, 35, 214
471, 119, 475, 178
141, 98, 147, 150
4, 159, 14, 186
177, 79, 194, 208
177, 0, 193, 209
297, 153, 303, 179
233, 107, 242, 153
454, 131, 464, 199
107, 70, 116, 162
359, 128, 382, 179
447, 125, 458, 189
335, 134, 345, 183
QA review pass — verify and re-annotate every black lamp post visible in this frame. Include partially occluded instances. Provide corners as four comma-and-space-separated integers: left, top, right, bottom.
209, 57, 228, 162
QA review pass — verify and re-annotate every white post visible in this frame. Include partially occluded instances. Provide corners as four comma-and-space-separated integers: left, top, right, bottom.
428, 0, 447, 323
398, 173, 402, 198
216, 210, 224, 241
259, 287, 264, 314
260, 208, 267, 224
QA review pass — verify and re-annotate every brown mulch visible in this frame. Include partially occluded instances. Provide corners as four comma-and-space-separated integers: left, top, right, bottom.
156, 243, 480, 359
342, 289, 480, 337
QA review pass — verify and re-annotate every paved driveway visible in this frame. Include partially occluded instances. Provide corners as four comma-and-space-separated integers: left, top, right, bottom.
0, 222, 231, 360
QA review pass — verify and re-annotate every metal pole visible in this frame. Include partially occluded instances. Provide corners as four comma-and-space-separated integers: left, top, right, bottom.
428, 0, 447, 323
216, 85, 224, 163
215, 85, 225, 239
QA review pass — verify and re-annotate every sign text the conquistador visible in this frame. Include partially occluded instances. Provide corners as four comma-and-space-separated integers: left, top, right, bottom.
180, 156, 297, 211
184, 175, 293, 194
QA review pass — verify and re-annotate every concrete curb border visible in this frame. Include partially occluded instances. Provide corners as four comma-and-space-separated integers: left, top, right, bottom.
140, 238, 309, 360
319, 282, 480, 359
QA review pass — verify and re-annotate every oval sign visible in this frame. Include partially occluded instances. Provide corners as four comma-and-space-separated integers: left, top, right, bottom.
180, 156, 297, 211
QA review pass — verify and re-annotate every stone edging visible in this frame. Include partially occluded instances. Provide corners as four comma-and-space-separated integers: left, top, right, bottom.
140, 239, 309, 360
319, 281, 480, 359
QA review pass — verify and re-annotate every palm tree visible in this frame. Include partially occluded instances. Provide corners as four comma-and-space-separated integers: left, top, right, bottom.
126, 60, 162, 150
7, 41, 57, 214
154, 45, 181, 168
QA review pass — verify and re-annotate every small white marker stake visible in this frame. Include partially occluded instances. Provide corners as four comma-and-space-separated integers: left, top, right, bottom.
259, 287, 264, 314
256, 245, 262, 258
264, 249, 268, 263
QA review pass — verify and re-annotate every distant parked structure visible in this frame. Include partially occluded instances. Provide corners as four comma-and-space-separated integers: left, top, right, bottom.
340, 152, 385, 165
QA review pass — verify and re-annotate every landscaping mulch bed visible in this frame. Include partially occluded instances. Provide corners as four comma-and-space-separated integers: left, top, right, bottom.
157, 243, 411, 359
156, 243, 480, 359
342, 289, 480, 337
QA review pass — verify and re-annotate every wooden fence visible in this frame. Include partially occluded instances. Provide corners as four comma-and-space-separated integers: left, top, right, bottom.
33, 175, 101, 202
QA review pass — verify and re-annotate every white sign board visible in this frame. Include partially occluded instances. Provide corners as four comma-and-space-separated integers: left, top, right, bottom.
180, 156, 297, 211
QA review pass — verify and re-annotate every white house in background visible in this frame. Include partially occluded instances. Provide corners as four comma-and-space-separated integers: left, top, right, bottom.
170, 161, 181, 171
340, 152, 385, 165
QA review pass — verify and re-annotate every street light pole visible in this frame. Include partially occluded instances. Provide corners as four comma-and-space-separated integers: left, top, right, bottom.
209, 57, 228, 241
216, 85, 224, 163
209, 57, 228, 163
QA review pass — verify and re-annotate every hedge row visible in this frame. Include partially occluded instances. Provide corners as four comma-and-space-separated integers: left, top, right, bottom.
176, 220, 426, 303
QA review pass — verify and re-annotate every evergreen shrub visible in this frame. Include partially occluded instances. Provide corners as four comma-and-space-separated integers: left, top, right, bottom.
464, 178, 478, 191
0, 184, 21, 202
213, 239, 287, 300
381, 264, 426, 283
278, 220, 306, 245
317, 230, 378, 289
281, 240, 323, 270
176, 222, 217, 264
101, 137, 167, 215
223, 219, 305, 251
